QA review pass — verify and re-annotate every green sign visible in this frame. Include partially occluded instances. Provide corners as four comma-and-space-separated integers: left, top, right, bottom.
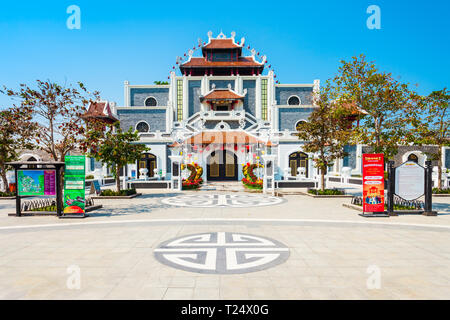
63, 156, 86, 215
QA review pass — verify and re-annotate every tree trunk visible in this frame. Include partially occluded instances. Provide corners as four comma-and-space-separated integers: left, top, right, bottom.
116, 165, 121, 192
0, 167, 8, 193
321, 170, 325, 192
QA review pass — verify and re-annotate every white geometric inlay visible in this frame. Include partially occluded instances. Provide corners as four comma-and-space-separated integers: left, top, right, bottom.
161, 194, 284, 208
154, 232, 290, 274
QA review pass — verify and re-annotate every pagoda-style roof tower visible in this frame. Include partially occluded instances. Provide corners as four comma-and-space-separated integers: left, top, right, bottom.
180, 31, 265, 76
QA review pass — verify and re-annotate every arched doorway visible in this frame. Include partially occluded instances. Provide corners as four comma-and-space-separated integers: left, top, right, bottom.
207, 150, 238, 181
407, 153, 419, 163
138, 153, 157, 178
289, 152, 308, 177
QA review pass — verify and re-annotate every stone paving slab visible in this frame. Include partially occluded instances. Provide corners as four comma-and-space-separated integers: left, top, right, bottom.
0, 189, 449, 299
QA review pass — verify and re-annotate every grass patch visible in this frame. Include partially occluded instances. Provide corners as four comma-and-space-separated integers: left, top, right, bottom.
30, 205, 56, 212
100, 188, 137, 197
308, 188, 345, 196
0, 191, 14, 197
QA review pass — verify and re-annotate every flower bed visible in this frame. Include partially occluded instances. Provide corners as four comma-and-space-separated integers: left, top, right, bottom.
242, 163, 263, 190
181, 163, 204, 190
242, 177, 263, 190
182, 178, 203, 190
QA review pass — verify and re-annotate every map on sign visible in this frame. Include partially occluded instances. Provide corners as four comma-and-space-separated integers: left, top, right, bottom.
17, 170, 56, 196
395, 161, 425, 200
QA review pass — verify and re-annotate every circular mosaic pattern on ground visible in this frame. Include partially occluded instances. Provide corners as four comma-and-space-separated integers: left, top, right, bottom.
154, 232, 290, 274
161, 194, 285, 208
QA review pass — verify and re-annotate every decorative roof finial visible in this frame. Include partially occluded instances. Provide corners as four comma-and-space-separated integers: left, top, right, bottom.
198, 38, 203, 46
230, 31, 236, 39
188, 49, 194, 58
240, 37, 245, 46
211, 83, 216, 89
251, 48, 256, 57
207, 31, 213, 40
217, 31, 226, 39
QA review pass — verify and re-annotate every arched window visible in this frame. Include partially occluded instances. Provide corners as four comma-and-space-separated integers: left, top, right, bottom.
295, 120, 307, 131
136, 121, 150, 133
407, 153, 419, 163
144, 97, 157, 107
287, 95, 300, 105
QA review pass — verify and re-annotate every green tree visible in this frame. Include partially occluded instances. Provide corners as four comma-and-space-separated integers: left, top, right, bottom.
0, 106, 37, 192
1, 80, 99, 202
297, 85, 353, 191
90, 122, 148, 192
1, 80, 99, 162
333, 54, 412, 159
409, 88, 449, 189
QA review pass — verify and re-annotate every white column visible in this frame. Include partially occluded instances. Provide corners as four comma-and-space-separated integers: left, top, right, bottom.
356, 144, 363, 174
169, 155, 183, 191
255, 76, 261, 119
124, 81, 130, 107
182, 77, 188, 120
262, 155, 276, 195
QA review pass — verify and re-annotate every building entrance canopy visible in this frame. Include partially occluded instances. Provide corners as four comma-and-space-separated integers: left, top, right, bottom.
170, 130, 273, 147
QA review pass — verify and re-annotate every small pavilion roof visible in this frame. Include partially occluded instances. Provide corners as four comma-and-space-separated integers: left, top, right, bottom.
200, 89, 245, 101
203, 38, 241, 49
181, 57, 263, 68
81, 101, 118, 124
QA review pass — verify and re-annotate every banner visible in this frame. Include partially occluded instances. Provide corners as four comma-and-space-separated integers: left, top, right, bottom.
362, 154, 385, 213
63, 156, 86, 215
17, 170, 56, 196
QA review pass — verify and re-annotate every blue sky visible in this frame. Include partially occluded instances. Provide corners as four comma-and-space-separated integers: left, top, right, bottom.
0, 0, 448, 107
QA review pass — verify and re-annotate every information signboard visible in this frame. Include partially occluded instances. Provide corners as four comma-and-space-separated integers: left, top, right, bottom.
17, 170, 56, 196
90, 180, 101, 195
395, 161, 425, 200
63, 156, 86, 215
362, 154, 385, 213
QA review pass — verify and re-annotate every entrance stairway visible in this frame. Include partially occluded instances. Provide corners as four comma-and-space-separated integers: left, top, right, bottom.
199, 181, 247, 192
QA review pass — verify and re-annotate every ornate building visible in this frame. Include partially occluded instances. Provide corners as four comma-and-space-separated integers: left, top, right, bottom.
109, 31, 449, 185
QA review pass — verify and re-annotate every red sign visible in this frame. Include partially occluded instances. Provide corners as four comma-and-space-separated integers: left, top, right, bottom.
362, 154, 385, 213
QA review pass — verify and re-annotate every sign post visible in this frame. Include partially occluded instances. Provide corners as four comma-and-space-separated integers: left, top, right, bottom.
423, 160, 437, 216
62, 155, 86, 218
361, 154, 387, 217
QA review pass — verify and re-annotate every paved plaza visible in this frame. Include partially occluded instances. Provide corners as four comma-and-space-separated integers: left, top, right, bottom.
0, 188, 450, 300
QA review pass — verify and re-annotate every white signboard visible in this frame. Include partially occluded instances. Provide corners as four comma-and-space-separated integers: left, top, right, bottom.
395, 161, 425, 200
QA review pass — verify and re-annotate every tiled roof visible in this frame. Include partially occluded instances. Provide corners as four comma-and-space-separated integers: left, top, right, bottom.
82, 101, 118, 124
203, 39, 241, 49
201, 89, 244, 101
170, 131, 273, 147
181, 57, 262, 68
